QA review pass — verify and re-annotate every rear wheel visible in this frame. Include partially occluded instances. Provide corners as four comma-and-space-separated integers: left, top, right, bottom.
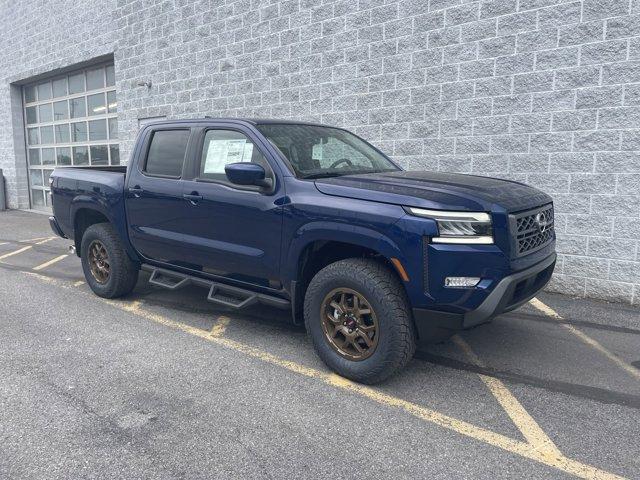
304, 258, 416, 384
81, 223, 139, 298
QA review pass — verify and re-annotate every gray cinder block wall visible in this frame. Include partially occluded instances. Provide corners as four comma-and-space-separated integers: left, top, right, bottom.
0, 0, 116, 210
2, 0, 640, 304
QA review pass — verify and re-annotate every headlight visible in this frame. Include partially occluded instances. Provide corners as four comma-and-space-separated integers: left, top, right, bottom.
404, 207, 493, 244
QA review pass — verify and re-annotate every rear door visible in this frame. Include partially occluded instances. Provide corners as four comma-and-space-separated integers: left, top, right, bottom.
125, 125, 194, 266
179, 124, 284, 289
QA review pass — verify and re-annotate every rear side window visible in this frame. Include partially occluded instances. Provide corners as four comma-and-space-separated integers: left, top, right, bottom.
144, 129, 190, 177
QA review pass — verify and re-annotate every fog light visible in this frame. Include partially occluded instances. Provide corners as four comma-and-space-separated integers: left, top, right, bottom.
444, 277, 481, 288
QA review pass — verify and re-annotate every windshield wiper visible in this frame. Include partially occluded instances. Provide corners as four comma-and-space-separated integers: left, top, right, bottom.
300, 172, 346, 179
301, 169, 390, 179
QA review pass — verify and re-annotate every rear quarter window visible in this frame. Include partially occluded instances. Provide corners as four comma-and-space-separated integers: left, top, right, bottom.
144, 129, 190, 177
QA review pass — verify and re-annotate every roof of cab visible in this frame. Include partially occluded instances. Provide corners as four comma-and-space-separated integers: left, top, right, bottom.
143, 118, 330, 128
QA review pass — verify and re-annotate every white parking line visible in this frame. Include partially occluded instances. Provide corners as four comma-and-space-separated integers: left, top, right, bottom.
0, 246, 32, 261
33, 254, 68, 271
18, 236, 50, 243
34, 237, 56, 245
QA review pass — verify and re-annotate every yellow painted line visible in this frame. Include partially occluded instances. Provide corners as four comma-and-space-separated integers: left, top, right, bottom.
453, 335, 562, 457
11, 270, 626, 480
210, 316, 231, 337
23, 271, 59, 285
99, 297, 623, 480
33, 254, 68, 271
0, 245, 32, 261
530, 298, 640, 381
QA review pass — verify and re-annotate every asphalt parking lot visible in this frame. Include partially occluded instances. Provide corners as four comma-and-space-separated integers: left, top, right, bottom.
0, 210, 639, 479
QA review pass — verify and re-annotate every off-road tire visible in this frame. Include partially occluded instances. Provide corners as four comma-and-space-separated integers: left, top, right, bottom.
81, 222, 139, 298
304, 258, 416, 384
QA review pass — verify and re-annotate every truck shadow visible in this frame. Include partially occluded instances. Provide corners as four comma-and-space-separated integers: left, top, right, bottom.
129, 272, 640, 410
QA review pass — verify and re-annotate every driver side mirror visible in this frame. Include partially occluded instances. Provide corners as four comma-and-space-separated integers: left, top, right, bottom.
225, 163, 272, 189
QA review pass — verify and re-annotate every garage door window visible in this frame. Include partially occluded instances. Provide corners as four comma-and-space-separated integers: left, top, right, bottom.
23, 63, 119, 210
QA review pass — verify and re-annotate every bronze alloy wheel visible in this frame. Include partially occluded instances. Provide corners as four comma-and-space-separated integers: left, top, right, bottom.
88, 240, 110, 284
320, 288, 379, 361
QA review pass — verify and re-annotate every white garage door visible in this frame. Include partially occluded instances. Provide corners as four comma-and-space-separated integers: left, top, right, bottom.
23, 63, 120, 211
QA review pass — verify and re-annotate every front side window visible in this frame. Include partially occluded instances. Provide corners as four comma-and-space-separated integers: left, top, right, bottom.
199, 129, 270, 183
256, 124, 399, 179
144, 130, 190, 177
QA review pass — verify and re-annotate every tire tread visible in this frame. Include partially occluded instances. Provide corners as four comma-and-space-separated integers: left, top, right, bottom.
304, 258, 416, 384
81, 223, 138, 298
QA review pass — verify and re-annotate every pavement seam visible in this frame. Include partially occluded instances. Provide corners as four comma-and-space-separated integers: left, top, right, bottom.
530, 298, 640, 381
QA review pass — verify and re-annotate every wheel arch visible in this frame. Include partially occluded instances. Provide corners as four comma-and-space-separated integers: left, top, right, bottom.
286, 223, 410, 323
71, 198, 138, 262
72, 207, 109, 256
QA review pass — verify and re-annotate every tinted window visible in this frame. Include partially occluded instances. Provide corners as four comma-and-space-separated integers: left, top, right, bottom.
145, 130, 190, 177
199, 129, 269, 182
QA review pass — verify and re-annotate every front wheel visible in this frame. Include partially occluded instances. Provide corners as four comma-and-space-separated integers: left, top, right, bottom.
80, 223, 139, 298
304, 258, 416, 384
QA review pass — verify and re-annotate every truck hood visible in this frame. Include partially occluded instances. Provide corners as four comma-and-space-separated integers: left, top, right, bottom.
314, 171, 552, 213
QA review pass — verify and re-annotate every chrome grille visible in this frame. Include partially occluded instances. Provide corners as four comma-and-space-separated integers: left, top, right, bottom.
511, 204, 554, 256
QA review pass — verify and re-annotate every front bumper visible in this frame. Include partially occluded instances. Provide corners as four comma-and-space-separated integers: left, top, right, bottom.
412, 252, 556, 342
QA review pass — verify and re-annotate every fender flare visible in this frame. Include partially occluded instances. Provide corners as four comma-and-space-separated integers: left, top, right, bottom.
70, 195, 139, 262
284, 221, 406, 285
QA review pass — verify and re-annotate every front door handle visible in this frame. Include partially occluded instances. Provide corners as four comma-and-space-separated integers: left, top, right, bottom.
183, 192, 203, 205
128, 186, 144, 198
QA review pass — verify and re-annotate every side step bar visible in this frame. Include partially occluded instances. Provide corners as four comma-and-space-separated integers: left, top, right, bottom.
142, 265, 290, 310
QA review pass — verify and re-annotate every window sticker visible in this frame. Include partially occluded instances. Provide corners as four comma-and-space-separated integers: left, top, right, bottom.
203, 139, 254, 174
312, 142, 323, 161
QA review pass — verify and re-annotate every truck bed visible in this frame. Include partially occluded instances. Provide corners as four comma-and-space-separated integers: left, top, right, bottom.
50, 166, 129, 247
55, 165, 128, 174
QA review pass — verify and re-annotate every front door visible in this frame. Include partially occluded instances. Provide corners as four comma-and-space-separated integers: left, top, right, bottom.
179, 127, 283, 289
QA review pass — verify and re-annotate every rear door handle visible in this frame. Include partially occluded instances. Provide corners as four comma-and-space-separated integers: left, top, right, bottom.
128, 186, 144, 198
183, 192, 203, 205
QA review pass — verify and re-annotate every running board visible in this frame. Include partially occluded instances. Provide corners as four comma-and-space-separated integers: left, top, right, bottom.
143, 265, 290, 310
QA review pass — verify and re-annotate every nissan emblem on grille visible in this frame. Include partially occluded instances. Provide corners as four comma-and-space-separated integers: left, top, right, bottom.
512, 205, 555, 256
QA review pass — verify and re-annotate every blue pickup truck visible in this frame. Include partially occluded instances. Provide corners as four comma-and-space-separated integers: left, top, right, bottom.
49, 119, 556, 383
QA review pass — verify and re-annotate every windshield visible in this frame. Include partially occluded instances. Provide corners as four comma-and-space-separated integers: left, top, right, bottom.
255, 124, 400, 179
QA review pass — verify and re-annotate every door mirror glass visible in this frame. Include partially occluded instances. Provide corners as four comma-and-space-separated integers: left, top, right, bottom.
225, 163, 271, 188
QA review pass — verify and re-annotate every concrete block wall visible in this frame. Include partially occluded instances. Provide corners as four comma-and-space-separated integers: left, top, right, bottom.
0, 0, 116, 209
1, 0, 639, 303
114, 0, 640, 304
